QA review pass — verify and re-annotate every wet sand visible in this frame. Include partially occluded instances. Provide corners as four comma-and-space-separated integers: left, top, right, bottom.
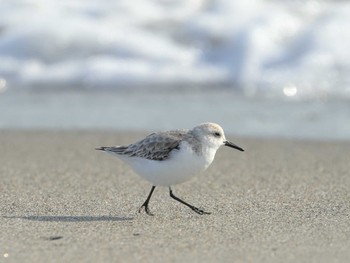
1, 131, 350, 262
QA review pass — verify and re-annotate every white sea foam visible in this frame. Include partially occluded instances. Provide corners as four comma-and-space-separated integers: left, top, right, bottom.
0, 0, 349, 98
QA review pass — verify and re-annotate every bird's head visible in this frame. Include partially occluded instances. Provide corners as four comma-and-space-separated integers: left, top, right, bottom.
192, 122, 244, 152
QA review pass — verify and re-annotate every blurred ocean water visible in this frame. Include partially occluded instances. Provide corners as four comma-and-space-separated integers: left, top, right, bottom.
0, 0, 350, 98
0, 89, 349, 141
0, 0, 349, 139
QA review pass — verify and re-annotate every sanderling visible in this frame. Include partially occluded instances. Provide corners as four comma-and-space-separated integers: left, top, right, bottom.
96, 122, 244, 215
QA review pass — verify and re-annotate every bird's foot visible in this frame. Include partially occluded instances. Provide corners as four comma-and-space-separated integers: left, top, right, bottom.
138, 204, 154, 216
191, 206, 211, 215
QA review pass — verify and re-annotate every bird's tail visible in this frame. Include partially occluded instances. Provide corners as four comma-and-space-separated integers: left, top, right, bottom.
95, 146, 109, 151
95, 146, 128, 155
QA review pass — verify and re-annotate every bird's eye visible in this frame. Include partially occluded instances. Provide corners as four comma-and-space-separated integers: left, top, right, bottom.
214, 132, 221, 137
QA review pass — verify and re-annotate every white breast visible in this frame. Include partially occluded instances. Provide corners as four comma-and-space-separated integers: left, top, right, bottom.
121, 141, 217, 186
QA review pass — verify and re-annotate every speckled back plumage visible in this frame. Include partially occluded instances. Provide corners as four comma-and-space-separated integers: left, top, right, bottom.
99, 130, 194, 161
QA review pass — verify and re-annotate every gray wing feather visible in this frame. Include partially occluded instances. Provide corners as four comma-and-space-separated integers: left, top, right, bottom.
97, 130, 187, 161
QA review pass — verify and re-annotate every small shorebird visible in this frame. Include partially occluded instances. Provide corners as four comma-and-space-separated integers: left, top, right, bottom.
96, 122, 244, 215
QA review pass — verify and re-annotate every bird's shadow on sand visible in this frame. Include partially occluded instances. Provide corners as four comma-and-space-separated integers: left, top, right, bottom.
3, 215, 133, 222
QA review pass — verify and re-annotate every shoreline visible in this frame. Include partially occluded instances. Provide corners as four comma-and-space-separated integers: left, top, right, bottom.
1, 131, 349, 262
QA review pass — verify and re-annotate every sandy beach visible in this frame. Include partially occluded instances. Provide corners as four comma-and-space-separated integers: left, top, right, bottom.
1, 131, 349, 262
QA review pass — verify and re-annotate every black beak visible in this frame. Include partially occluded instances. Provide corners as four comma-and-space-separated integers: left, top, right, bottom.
224, 140, 244, 152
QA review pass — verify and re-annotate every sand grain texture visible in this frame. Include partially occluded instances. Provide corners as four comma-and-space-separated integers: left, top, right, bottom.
1, 131, 350, 262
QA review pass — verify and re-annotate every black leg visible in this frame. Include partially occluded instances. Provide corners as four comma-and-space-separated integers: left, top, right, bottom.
139, 186, 156, 216
169, 187, 211, 215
